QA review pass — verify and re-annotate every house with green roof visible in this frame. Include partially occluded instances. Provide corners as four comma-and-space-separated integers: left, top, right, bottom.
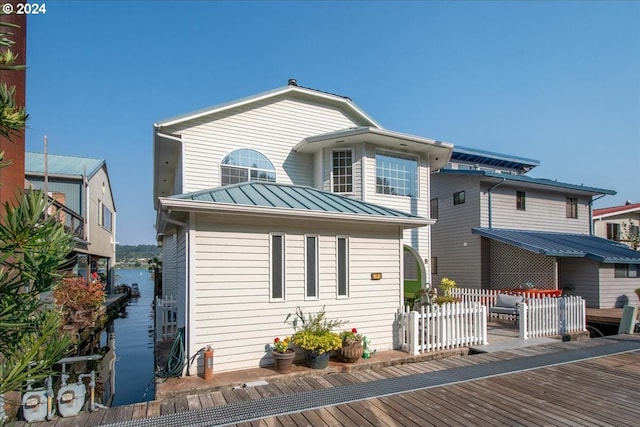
430, 146, 640, 308
25, 152, 116, 290
153, 80, 453, 374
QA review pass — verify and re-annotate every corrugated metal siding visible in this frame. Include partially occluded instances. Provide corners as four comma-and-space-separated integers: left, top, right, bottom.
28, 176, 83, 214
430, 173, 483, 288
558, 258, 600, 308
598, 264, 640, 309
190, 215, 402, 373
166, 96, 359, 194
483, 183, 591, 233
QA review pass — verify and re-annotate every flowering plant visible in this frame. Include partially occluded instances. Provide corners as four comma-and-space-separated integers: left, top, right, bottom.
272, 336, 291, 353
340, 328, 363, 345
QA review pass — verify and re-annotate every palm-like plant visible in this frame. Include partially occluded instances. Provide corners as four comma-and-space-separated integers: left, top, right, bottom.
0, 190, 75, 395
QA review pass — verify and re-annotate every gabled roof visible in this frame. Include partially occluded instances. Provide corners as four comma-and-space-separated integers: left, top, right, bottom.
437, 169, 616, 196
158, 182, 431, 230
472, 228, 640, 264
451, 146, 540, 173
25, 152, 105, 179
593, 202, 640, 219
154, 83, 381, 129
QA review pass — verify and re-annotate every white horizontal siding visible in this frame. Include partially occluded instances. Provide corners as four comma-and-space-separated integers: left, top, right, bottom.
558, 258, 600, 308
175, 228, 187, 330
598, 264, 640, 309
482, 183, 592, 233
430, 174, 483, 288
190, 216, 403, 373
168, 96, 359, 194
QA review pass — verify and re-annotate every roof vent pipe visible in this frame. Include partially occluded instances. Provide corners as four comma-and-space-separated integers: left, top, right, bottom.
288, 78, 298, 86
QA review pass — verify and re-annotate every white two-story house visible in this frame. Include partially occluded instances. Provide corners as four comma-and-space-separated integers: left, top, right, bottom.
153, 80, 453, 373
430, 146, 640, 309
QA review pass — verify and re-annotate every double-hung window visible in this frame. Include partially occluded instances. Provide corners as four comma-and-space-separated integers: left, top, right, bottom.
332, 150, 353, 193
270, 233, 285, 301
336, 236, 349, 298
453, 191, 465, 206
305, 235, 319, 299
606, 223, 621, 241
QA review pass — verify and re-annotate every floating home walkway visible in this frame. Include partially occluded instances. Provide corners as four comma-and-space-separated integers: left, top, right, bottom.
21, 334, 640, 427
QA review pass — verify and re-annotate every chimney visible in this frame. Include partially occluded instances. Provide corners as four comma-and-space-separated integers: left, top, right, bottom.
288, 78, 298, 86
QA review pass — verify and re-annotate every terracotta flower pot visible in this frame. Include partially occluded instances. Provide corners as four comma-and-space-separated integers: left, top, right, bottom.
272, 349, 295, 374
338, 341, 363, 363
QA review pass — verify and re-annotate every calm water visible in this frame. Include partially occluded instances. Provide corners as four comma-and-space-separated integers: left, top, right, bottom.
104, 268, 156, 406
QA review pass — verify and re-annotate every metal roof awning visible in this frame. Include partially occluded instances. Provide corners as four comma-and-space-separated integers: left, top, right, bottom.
472, 228, 640, 264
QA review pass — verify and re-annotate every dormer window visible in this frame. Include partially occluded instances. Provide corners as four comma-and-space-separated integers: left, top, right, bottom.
220, 149, 276, 186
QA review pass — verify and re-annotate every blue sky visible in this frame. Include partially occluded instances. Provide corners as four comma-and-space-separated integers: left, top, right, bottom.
25, 1, 639, 245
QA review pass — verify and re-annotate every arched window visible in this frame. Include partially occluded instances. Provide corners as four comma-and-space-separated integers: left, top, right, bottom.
220, 149, 276, 186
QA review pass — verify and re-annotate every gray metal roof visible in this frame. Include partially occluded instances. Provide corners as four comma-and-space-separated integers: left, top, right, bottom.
25, 152, 105, 178
472, 228, 640, 264
438, 169, 616, 196
172, 182, 424, 219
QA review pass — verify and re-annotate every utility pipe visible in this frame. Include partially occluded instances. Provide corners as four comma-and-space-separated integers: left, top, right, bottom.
589, 193, 607, 235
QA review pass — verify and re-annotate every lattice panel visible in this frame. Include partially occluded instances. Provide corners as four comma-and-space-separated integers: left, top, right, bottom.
490, 241, 555, 290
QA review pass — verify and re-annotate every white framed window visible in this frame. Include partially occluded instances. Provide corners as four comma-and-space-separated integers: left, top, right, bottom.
332, 149, 353, 193
336, 236, 349, 298
220, 149, 276, 186
270, 233, 285, 301
375, 151, 418, 197
305, 235, 319, 299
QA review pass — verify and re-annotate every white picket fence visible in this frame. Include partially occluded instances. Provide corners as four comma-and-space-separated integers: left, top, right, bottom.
155, 295, 177, 341
398, 302, 488, 355
518, 296, 586, 339
451, 287, 586, 340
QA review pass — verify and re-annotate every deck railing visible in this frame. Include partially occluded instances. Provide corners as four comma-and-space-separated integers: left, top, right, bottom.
398, 302, 488, 355
155, 295, 177, 341
48, 197, 85, 240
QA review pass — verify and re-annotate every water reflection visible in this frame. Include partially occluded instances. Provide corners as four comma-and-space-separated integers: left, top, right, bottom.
69, 268, 155, 407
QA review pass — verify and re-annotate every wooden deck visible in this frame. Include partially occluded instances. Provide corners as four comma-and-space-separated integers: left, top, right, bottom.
21, 334, 640, 426
586, 308, 624, 325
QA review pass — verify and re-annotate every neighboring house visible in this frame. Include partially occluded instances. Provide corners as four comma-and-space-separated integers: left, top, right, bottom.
430, 146, 640, 309
153, 80, 453, 373
25, 152, 117, 291
593, 202, 640, 250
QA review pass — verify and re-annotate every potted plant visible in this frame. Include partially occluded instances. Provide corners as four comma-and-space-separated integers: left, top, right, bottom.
286, 306, 345, 369
635, 288, 640, 303
338, 328, 363, 363
271, 336, 295, 374
433, 277, 461, 305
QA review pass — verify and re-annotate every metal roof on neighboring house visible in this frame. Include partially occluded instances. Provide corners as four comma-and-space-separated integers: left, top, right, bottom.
437, 169, 616, 196
171, 181, 425, 220
451, 146, 540, 172
25, 152, 105, 178
472, 228, 640, 264
593, 202, 640, 219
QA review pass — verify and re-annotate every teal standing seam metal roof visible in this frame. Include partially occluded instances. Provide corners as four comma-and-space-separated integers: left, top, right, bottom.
25, 152, 105, 178
172, 182, 424, 219
438, 169, 616, 195
472, 228, 640, 264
